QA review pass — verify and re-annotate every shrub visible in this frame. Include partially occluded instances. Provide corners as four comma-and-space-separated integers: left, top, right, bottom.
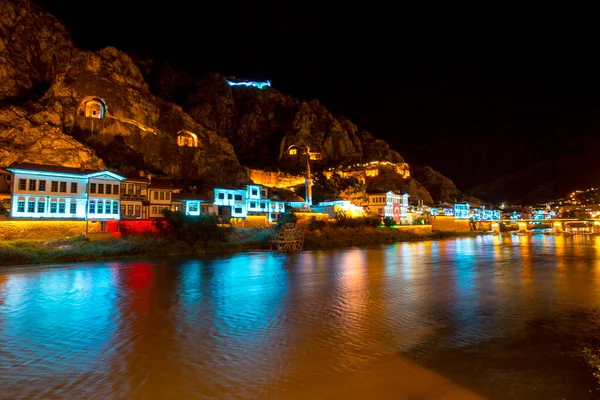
335, 212, 381, 228
162, 210, 231, 243
307, 216, 328, 231
277, 211, 298, 227
383, 217, 396, 227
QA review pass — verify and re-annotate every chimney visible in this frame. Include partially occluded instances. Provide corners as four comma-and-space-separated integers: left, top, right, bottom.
147, 173, 152, 182
80, 163, 85, 172
139, 170, 145, 178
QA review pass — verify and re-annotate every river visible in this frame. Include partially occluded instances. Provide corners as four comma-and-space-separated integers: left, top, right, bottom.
1, 234, 600, 399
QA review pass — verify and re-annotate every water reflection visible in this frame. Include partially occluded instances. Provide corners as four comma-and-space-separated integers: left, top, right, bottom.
1, 235, 600, 398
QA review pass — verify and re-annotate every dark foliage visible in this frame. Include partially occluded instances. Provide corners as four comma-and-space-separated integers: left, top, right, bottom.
161, 209, 230, 243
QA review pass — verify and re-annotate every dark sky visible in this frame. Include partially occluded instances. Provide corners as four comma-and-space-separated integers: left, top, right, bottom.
34, 2, 600, 190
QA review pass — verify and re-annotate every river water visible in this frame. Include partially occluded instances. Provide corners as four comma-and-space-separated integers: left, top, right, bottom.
1, 235, 600, 399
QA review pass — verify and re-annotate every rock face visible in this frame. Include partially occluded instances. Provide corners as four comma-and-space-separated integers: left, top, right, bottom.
0, 0, 76, 101
184, 74, 403, 172
0, 0, 461, 201
411, 166, 462, 203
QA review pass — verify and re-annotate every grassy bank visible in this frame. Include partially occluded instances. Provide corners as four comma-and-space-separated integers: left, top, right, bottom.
0, 235, 253, 266
0, 228, 483, 266
304, 227, 481, 249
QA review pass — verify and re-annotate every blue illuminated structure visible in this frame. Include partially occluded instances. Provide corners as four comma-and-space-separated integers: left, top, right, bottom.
213, 184, 285, 222
454, 203, 471, 219
6, 162, 125, 220
226, 80, 271, 90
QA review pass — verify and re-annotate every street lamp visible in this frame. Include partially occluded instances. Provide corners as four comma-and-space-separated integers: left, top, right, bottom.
303, 146, 313, 206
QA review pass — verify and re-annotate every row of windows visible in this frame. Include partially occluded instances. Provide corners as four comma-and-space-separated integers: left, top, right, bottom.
152, 191, 171, 201
217, 192, 244, 201
16, 199, 77, 214
89, 200, 119, 214
90, 183, 119, 195
18, 179, 77, 194
249, 201, 267, 209
121, 204, 142, 216
121, 183, 142, 195
369, 196, 405, 204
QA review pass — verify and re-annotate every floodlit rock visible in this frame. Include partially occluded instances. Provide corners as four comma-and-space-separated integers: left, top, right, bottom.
0, 0, 76, 101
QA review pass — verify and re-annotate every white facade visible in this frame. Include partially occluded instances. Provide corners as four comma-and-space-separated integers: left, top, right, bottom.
7, 164, 124, 220
213, 184, 285, 222
364, 191, 409, 222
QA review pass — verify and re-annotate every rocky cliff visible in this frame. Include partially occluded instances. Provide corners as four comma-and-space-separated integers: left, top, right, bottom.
0, 0, 461, 201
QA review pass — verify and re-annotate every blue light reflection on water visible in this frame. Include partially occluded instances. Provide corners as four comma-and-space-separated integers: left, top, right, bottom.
2, 236, 600, 398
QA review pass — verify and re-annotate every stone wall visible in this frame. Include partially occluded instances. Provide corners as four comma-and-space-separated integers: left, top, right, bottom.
0, 220, 102, 240
394, 224, 432, 234
430, 216, 471, 232
249, 169, 305, 188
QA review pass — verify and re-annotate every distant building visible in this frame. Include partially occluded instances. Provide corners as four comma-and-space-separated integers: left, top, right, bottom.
5, 162, 124, 221
120, 173, 151, 219
172, 193, 216, 216
361, 191, 409, 222
213, 184, 286, 222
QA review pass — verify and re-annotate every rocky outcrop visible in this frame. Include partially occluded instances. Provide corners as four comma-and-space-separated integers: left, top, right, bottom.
0, 0, 460, 198
0, 0, 76, 101
411, 166, 461, 203
185, 74, 403, 171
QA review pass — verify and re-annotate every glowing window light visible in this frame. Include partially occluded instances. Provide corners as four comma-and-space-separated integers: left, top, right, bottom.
226, 80, 271, 90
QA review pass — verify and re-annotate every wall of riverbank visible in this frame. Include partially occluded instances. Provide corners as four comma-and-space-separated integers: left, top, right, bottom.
303, 225, 433, 249
0, 220, 102, 240
430, 216, 471, 232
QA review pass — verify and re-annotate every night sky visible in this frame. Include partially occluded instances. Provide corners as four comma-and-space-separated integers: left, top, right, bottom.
34, 2, 600, 190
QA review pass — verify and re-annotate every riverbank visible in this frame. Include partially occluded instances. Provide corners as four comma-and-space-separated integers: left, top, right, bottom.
0, 229, 484, 266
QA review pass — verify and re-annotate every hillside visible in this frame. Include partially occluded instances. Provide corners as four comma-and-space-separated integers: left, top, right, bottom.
0, 0, 462, 202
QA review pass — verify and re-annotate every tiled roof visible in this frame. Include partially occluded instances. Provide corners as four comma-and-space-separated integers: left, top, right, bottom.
7, 162, 99, 175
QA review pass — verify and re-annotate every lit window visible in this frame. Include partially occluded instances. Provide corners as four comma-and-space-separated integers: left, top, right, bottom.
289, 148, 297, 155
60, 182, 67, 193
39, 180, 46, 192
70, 202, 76, 214
58, 202, 66, 214
17, 200, 25, 212
38, 202, 45, 213
29, 180, 36, 191
189, 203, 199, 212
89, 200, 96, 214
98, 184, 104, 194
90, 183, 96, 194
18, 179, 26, 191
28, 200, 35, 213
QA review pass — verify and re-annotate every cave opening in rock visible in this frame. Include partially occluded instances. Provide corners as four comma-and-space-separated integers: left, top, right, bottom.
177, 131, 198, 148
79, 97, 106, 118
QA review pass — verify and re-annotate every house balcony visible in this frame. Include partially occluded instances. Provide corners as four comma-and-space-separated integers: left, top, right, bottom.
121, 194, 147, 201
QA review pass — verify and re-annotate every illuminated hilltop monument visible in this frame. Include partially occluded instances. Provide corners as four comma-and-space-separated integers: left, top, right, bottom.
226, 79, 271, 90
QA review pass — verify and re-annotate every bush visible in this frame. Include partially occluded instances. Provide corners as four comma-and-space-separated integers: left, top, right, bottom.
307, 216, 328, 231
162, 210, 231, 243
277, 211, 298, 227
383, 217, 396, 227
335, 212, 381, 228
